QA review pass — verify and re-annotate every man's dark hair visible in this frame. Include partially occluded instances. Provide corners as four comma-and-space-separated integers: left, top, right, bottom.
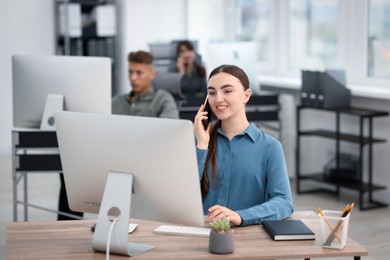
127, 51, 154, 65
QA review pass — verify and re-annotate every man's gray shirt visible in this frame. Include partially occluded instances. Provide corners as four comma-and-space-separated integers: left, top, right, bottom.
112, 88, 179, 119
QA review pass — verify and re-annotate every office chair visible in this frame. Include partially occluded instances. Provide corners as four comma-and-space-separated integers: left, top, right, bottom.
178, 96, 205, 121
246, 93, 281, 139
149, 43, 176, 72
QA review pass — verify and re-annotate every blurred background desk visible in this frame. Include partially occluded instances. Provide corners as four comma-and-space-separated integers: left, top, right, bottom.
12, 130, 62, 221
6, 211, 368, 259
12, 130, 82, 221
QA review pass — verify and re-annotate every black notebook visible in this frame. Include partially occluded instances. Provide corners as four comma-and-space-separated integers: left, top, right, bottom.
262, 219, 315, 241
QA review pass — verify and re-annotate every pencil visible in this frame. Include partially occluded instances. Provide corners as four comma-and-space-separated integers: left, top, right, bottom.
340, 203, 351, 217
336, 202, 354, 234
346, 202, 354, 215
335, 202, 354, 237
317, 206, 340, 242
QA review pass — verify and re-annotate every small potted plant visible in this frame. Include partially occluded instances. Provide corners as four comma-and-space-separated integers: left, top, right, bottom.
208, 218, 235, 254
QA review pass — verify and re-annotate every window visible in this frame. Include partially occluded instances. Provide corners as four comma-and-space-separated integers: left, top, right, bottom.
186, 0, 390, 88
288, 0, 340, 71
235, 0, 274, 63
368, 0, 390, 78
187, 0, 228, 44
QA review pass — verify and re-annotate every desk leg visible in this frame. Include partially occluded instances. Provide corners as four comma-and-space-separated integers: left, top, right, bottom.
296, 107, 301, 194
24, 173, 28, 221
12, 135, 18, 221
354, 257, 361, 260
12, 172, 17, 221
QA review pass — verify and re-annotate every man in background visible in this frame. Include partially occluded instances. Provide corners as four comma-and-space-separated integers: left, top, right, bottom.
112, 50, 179, 118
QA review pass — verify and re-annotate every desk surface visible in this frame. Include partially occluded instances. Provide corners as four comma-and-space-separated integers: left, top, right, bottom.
6, 211, 368, 259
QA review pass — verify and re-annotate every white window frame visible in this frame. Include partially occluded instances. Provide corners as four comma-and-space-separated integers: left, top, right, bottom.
263, 0, 390, 93
186, 0, 390, 95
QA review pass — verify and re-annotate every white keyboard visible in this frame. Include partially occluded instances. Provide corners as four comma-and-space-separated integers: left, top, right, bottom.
154, 225, 211, 237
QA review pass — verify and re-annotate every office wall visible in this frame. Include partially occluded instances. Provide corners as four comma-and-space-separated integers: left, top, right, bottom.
0, 0, 55, 155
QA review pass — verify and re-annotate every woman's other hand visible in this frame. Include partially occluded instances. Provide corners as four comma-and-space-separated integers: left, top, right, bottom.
208, 205, 243, 226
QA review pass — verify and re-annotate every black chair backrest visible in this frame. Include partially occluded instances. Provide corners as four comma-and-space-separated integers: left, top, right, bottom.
246, 94, 280, 122
178, 94, 280, 123
178, 96, 205, 122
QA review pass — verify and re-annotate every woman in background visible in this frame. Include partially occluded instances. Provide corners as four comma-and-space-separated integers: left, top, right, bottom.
194, 64, 293, 226
170, 40, 207, 97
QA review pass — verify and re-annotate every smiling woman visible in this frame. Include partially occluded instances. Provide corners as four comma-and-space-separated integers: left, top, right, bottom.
193, 64, 293, 227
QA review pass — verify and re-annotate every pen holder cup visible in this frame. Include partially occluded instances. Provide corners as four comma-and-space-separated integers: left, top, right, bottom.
318, 210, 350, 249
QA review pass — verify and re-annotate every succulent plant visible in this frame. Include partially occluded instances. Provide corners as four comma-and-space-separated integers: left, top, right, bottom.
209, 217, 231, 233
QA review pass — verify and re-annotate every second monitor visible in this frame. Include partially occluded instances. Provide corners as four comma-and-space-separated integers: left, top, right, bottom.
204, 41, 261, 95
12, 55, 111, 129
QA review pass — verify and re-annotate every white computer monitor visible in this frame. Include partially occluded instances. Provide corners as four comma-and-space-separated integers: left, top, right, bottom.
55, 111, 203, 225
203, 41, 261, 94
12, 55, 111, 129
55, 111, 204, 255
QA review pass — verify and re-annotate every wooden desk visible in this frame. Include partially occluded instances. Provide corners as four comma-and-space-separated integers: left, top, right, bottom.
6, 211, 368, 259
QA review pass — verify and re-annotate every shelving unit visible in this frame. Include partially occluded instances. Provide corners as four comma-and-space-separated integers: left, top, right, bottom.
296, 105, 389, 210
54, 0, 118, 94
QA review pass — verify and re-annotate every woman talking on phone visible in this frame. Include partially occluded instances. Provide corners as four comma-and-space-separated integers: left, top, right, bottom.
169, 40, 207, 98
194, 64, 293, 227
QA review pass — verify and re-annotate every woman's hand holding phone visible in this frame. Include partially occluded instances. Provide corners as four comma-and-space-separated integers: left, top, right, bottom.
201, 96, 212, 130
194, 96, 211, 149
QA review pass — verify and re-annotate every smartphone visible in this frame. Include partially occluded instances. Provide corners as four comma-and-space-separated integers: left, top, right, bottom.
202, 95, 213, 130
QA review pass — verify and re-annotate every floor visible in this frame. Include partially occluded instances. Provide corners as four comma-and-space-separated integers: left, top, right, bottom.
1, 153, 389, 259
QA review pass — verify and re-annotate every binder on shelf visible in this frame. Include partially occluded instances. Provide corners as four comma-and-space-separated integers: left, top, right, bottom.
301, 69, 351, 109
58, 3, 82, 38
83, 5, 116, 38
301, 70, 320, 108
93, 4, 116, 37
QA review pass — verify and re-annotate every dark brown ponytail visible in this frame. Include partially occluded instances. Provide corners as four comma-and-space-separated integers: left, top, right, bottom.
201, 120, 221, 197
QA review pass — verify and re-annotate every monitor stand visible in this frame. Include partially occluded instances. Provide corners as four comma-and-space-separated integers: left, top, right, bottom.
92, 171, 154, 256
40, 94, 64, 130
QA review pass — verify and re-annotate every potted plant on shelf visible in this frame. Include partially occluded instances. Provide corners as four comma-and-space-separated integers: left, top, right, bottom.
208, 217, 235, 254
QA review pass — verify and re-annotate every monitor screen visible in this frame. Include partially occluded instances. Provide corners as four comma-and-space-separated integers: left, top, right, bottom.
12, 55, 111, 129
54, 111, 204, 228
203, 41, 261, 94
